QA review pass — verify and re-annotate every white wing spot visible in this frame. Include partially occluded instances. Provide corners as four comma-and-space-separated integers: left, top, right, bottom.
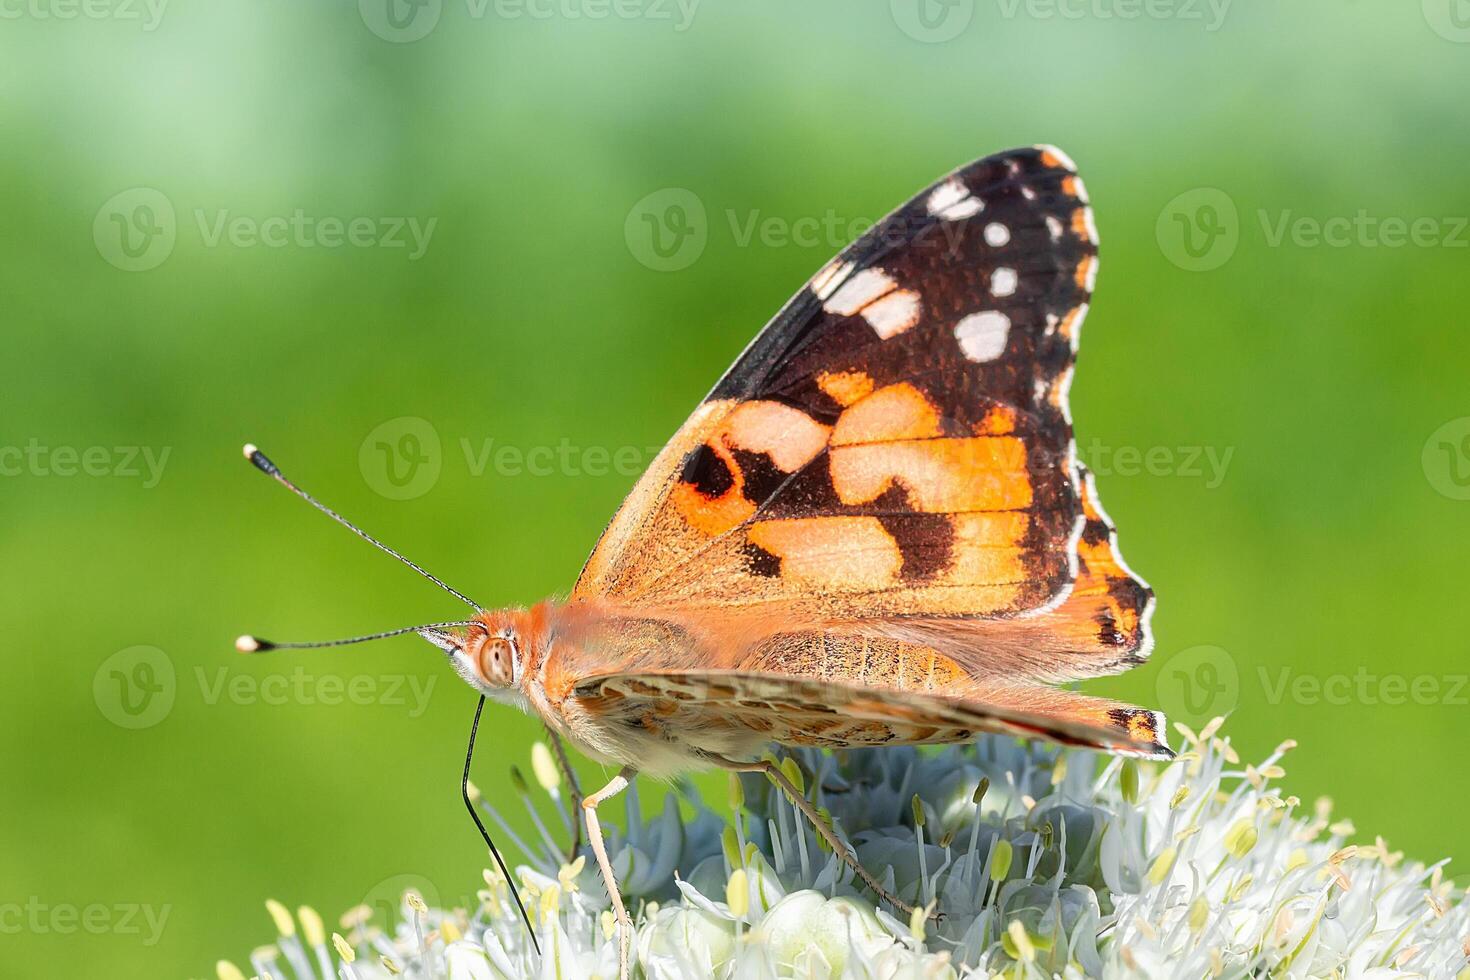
954, 311, 1011, 362
990, 267, 1018, 297
984, 222, 1010, 247
1045, 215, 1064, 241
862, 289, 921, 339
926, 179, 983, 221
824, 267, 895, 316
810, 259, 854, 301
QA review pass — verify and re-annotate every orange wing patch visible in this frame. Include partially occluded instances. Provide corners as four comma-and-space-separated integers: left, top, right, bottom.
576, 146, 1103, 624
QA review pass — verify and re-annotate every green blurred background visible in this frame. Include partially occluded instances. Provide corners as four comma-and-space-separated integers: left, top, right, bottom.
3, 1, 1468, 975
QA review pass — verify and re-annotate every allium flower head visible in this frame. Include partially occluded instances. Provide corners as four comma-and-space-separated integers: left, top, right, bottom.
215, 721, 1469, 979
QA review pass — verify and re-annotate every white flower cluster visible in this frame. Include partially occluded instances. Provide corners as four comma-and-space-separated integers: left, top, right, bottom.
214, 721, 1469, 979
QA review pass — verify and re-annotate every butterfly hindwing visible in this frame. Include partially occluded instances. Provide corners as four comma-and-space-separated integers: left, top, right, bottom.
571, 669, 1170, 759
577, 146, 1101, 622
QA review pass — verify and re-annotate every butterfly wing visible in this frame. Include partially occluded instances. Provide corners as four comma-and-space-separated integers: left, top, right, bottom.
570, 669, 1170, 760
576, 146, 1102, 623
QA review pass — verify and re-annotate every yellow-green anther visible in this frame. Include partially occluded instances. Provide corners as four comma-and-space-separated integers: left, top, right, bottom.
990, 838, 1014, 880
911, 794, 926, 828
298, 905, 326, 947
332, 933, 356, 964
1051, 753, 1068, 786
265, 899, 295, 937
531, 742, 560, 793
780, 757, 805, 795
722, 826, 741, 867
215, 962, 247, 980
1170, 785, 1190, 810
1039, 821, 1054, 850
726, 869, 749, 918
728, 772, 745, 810
1148, 846, 1177, 885
940, 829, 956, 848
509, 766, 529, 795
1004, 920, 1036, 963
1188, 895, 1209, 933
380, 954, 401, 975
1121, 761, 1140, 804
973, 777, 990, 806
1225, 818, 1258, 859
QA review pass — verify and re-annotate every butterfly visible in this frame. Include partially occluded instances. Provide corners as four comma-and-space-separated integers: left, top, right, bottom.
238, 145, 1166, 978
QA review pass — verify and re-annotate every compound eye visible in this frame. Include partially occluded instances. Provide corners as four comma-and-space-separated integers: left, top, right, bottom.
479, 637, 517, 687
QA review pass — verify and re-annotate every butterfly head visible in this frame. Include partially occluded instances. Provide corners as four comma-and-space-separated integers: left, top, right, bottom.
419, 607, 546, 702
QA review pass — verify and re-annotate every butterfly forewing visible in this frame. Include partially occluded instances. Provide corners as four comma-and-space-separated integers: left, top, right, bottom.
577, 146, 1100, 623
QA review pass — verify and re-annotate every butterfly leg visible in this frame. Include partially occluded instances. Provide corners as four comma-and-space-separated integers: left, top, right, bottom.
713, 756, 922, 920
544, 726, 584, 861
583, 767, 636, 979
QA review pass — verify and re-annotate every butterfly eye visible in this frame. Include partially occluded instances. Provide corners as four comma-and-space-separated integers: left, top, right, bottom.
478, 636, 518, 687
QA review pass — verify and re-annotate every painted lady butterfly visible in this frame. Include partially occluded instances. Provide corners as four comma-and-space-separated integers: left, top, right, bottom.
240, 145, 1166, 974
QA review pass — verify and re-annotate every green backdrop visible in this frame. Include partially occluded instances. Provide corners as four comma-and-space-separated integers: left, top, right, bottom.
3, 2, 1468, 975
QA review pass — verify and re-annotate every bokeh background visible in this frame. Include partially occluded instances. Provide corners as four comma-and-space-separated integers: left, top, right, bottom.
3, 1, 1468, 975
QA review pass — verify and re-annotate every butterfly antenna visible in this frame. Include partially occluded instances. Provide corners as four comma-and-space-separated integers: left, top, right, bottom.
465, 694, 540, 954
241, 443, 480, 611
235, 621, 483, 653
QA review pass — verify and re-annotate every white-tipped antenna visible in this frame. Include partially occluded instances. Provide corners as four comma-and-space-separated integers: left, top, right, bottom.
235, 621, 483, 654
240, 443, 480, 611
